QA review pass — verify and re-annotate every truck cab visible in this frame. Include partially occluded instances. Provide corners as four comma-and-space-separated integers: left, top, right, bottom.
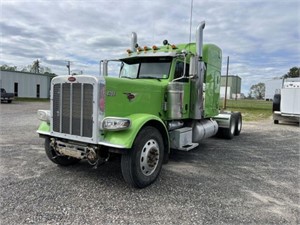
37, 21, 242, 188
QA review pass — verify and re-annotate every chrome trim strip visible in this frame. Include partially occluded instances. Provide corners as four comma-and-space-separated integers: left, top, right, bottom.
36, 130, 50, 135
80, 83, 84, 136
70, 83, 73, 134
98, 141, 126, 149
59, 83, 62, 132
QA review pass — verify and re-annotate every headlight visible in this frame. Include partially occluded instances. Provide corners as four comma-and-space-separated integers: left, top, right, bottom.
101, 117, 131, 131
37, 110, 50, 123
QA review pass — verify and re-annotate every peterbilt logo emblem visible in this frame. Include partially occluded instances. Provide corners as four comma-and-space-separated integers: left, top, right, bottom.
68, 76, 76, 82
124, 93, 136, 101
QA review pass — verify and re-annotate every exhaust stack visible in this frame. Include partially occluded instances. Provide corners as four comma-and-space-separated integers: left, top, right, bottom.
131, 32, 137, 52
191, 21, 206, 120
196, 21, 205, 58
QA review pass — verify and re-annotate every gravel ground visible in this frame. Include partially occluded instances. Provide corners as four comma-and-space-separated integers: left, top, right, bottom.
0, 101, 299, 225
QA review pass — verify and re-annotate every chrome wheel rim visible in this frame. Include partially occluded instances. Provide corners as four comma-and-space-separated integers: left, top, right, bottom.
140, 139, 160, 176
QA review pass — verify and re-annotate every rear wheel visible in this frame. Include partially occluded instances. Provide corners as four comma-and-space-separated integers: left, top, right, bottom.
121, 126, 164, 188
274, 120, 279, 124
221, 116, 236, 139
45, 138, 80, 166
234, 113, 242, 136
272, 94, 281, 112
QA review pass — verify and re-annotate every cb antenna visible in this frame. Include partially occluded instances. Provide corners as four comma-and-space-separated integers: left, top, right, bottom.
188, 0, 194, 51
189, 0, 194, 44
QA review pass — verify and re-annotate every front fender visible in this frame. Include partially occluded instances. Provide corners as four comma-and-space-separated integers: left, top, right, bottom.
102, 113, 167, 149
37, 121, 50, 135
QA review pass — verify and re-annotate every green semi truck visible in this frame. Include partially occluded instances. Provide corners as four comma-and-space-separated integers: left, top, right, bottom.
37, 21, 242, 188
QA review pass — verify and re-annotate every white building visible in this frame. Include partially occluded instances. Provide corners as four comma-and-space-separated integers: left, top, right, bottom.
0, 70, 55, 98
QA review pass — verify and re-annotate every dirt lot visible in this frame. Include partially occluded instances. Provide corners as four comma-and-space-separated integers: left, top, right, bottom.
0, 102, 299, 225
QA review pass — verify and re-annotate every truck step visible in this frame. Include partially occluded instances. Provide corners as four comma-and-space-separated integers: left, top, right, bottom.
169, 127, 199, 151
176, 143, 199, 151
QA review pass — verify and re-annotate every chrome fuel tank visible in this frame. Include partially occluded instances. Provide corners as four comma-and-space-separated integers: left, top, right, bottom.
167, 82, 184, 119
192, 119, 218, 142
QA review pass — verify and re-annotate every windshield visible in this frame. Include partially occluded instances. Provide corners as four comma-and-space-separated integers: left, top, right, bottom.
119, 57, 172, 79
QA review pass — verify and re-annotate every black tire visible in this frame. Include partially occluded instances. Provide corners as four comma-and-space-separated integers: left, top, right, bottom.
272, 94, 281, 112
121, 126, 164, 188
45, 138, 80, 166
234, 113, 242, 136
7, 100, 12, 103
274, 120, 279, 124
222, 116, 236, 139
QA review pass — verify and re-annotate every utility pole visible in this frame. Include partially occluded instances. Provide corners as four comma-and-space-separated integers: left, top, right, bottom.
66, 61, 71, 75
223, 56, 229, 109
235, 75, 238, 101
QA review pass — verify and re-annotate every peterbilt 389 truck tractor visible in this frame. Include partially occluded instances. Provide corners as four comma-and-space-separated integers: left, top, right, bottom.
37, 21, 242, 188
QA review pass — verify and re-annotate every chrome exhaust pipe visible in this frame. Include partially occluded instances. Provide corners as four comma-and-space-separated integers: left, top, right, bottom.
191, 21, 206, 119
196, 21, 205, 58
131, 32, 137, 52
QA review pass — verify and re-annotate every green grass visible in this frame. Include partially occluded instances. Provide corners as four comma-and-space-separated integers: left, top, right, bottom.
15, 97, 50, 102
219, 99, 272, 121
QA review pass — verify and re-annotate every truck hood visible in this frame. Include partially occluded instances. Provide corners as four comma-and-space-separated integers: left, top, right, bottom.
104, 77, 167, 118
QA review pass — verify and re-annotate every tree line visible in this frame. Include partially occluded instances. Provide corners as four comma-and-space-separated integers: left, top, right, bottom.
0, 60, 56, 75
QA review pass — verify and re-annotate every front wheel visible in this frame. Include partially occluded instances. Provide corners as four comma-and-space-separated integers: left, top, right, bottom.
121, 126, 164, 188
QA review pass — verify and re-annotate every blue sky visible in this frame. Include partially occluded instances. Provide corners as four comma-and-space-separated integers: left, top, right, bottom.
1, 0, 299, 94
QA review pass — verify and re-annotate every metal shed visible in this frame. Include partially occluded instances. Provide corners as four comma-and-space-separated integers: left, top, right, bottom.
0, 70, 55, 99
220, 75, 242, 99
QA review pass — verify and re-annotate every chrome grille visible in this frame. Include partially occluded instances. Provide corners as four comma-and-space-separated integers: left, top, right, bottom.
52, 83, 93, 138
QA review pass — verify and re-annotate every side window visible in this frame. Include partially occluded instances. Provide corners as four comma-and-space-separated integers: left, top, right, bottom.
175, 62, 184, 79
174, 61, 189, 81
185, 63, 189, 77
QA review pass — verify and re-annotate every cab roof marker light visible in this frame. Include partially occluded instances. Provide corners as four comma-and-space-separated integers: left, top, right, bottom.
143, 46, 149, 52
152, 45, 158, 50
137, 47, 143, 53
